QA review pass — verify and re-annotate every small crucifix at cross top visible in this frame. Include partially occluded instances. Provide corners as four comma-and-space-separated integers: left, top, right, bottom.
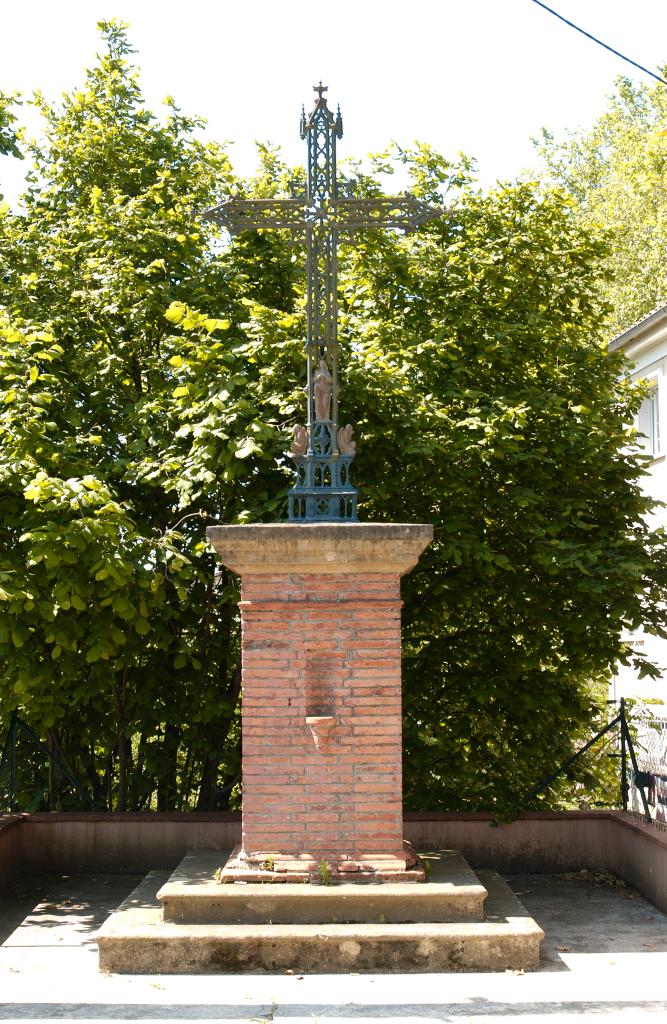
204, 84, 441, 523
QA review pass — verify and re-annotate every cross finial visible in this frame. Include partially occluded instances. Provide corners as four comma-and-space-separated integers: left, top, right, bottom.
202, 83, 441, 523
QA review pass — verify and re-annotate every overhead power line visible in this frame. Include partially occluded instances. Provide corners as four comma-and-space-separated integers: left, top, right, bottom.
529, 0, 667, 86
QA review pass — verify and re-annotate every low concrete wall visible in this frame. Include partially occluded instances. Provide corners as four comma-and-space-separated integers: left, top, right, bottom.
607, 812, 667, 913
0, 815, 24, 885
19, 812, 240, 874
405, 812, 667, 910
403, 811, 619, 873
4, 810, 667, 913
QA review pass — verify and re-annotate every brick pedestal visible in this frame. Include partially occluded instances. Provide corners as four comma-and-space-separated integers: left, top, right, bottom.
207, 523, 432, 882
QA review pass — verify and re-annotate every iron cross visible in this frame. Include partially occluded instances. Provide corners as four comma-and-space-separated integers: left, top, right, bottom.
204, 84, 441, 522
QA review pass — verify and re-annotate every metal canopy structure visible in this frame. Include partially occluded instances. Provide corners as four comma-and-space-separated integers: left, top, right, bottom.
204, 84, 441, 522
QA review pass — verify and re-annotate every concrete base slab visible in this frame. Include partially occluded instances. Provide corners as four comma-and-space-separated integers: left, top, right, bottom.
97, 864, 543, 973
158, 848, 486, 924
4, 868, 667, 1021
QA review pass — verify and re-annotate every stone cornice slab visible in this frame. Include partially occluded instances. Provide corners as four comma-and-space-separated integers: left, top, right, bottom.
206, 523, 433, 576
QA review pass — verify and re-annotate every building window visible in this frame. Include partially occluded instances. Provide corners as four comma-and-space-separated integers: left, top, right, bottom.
637, 385, 659, 456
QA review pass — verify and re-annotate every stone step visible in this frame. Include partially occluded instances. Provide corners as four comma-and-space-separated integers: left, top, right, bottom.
96, 868, 544, 974
157, 848, 486, 924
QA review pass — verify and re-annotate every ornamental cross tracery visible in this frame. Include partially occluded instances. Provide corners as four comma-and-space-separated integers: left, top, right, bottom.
204, 84, 441, 522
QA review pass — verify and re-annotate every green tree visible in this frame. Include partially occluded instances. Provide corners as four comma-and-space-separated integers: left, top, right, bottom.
0, 24, 664, 815
0, 91, 22, 162
537, 71, 667, 334
0, 21, 264, 810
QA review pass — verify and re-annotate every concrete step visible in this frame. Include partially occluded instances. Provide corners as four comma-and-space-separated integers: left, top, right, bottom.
157, 848, 486, 924
96, 867, 544, 974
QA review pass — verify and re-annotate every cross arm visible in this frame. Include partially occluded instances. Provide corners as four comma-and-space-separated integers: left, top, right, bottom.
334, 195, 443, 232
202, 197, 306, 235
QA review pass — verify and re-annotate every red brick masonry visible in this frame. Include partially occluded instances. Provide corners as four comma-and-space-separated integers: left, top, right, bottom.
237, 572, 412, 876
206, 523, 433, 881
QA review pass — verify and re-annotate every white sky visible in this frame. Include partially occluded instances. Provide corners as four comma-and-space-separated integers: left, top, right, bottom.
1, 0, 666, 202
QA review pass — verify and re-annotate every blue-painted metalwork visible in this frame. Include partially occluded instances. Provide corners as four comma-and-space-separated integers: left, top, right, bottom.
204, 85, 441, 522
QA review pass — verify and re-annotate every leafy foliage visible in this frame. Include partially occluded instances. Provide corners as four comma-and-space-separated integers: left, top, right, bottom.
537, 71, 667, 334
335, 168, 667, 811
0, 92, 22, 163
0, 23, 664, 814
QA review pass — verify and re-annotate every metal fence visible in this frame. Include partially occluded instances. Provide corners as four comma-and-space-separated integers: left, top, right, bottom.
522, 697, 654, 822
629, 712, 667, 825
0, 711, 95, 813
1, 701, 665, 819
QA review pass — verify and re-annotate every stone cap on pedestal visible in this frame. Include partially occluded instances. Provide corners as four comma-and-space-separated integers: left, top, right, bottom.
206, 523, 433, 576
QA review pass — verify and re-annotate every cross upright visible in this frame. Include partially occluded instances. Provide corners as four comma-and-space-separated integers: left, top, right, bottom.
204, 84, 441, 522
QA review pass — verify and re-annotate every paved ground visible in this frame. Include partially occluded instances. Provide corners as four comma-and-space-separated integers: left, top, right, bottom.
0, 870, 666, 1021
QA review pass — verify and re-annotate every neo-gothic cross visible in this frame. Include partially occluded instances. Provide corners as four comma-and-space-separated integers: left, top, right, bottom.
204, 84, 441, 522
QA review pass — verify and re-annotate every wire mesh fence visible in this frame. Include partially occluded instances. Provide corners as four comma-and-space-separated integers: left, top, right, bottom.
629, 712, 667, 826
0, 711, 95, 813
1, 701, 665, 819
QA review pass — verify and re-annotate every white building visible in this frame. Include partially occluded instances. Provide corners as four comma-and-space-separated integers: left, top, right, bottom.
609, 302, 667, 707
